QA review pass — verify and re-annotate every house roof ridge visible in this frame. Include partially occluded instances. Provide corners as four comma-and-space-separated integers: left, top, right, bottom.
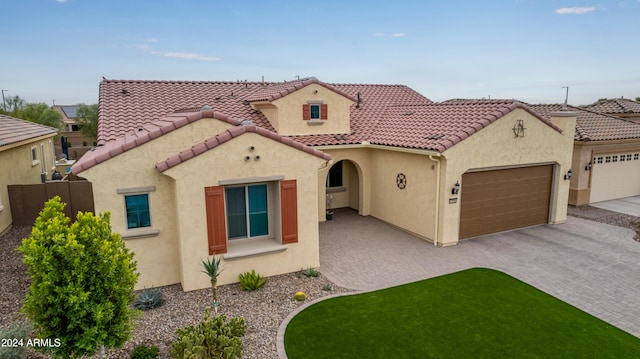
155, 122, 331, 172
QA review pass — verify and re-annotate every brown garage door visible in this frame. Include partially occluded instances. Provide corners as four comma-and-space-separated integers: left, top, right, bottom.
460, 165, 553, 239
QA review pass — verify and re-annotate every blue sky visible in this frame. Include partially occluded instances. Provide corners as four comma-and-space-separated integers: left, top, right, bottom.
2, 0, 639, 106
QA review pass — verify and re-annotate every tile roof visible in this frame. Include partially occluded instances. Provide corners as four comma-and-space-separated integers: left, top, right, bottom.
155, 122, 331, 173
97, 79, 433, 144
529, 104, 640, 142
583, 98, 640, 115
246, 77, 357, 103
72, 110, 329, 174
367, 100, 562, 152
0, 114, 58, 148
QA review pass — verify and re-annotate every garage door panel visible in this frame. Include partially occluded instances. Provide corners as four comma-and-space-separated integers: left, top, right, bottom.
460, 165, 552, 239
590, 152, 640, 203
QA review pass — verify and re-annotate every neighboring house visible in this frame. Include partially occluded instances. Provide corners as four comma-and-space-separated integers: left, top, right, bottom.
583, 98, 640, 123
72, 78, 575, 291
52, 105, 94, 160
0, 115, 58, 234
530, 104, 640, 205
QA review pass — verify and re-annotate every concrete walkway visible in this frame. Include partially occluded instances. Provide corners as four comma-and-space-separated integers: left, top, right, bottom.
591, 195, 640, 216
319, 209, 640, 338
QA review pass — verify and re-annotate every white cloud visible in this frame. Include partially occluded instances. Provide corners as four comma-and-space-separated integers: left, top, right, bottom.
151, 51, 220, 61
555, 6, 597, 14
56, 0, 67, 3
373, 32, 407, 38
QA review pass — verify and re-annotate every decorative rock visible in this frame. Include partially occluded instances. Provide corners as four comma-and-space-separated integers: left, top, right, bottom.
294, 291, 307, 301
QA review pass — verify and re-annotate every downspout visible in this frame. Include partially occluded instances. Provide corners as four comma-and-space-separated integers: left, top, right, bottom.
428, 155, 441, 246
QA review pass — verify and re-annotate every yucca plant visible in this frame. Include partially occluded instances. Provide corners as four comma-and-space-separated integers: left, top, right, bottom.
133, 288, 164, 311
202, 256, 224, 304
302, 267, 320, 277
238, 270, 267, 291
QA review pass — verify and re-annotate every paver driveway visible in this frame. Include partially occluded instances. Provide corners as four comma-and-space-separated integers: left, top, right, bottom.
319, 209, 640, 338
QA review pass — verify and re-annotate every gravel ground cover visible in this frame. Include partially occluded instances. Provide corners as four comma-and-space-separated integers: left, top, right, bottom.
568, 205, 640, 241
0, 225, 353, 358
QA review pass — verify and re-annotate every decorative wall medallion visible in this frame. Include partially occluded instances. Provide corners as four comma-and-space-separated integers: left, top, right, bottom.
396, 173, 407, 189
513, 119, 526, 138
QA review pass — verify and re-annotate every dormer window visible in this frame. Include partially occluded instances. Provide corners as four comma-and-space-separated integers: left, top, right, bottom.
310, 104, 321, 119
303, 102, 328, 121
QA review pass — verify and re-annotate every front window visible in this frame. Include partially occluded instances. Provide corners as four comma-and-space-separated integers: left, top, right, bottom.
225, 184, 269, 239
125, 194, 151, 229
310, 104, 321, 119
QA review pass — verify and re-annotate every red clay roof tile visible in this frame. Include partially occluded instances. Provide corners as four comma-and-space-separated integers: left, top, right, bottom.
583, 98, 640, 115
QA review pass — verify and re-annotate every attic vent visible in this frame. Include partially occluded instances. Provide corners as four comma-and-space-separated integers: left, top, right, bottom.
425, 133, 443, 140
402, 111, 414, 116
201, 105, 212, 111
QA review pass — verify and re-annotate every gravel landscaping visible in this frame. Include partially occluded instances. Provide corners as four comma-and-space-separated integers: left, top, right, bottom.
0, 226, 354, 358
568, 205, 640, 241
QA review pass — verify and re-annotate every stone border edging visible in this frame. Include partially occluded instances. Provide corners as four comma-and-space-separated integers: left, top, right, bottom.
276, 290, 363, 359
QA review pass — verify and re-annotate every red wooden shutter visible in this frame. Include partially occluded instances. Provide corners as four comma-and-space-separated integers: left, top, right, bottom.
280, 180, 298, 244
321, 104, 328, 120
302, 104, 310, 120
205, 186, 227, 254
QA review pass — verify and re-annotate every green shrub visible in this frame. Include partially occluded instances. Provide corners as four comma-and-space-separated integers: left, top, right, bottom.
238, 270, 267, 291
170, 308, 246, 359
0, 320, 33, 359
131, 344, 159, 359
134, 288, 164, 311
323, 283, 334, 291
302, 267, 320, 277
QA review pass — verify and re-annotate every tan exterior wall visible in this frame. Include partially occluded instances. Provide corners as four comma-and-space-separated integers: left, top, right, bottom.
164, 132, 327, 291
317, 147, 372, 221
440, 109, 576, 246
78, 118, 235, 290
266, 83, 354, 136
0, 136, 57, 234
569, 142, 592, 205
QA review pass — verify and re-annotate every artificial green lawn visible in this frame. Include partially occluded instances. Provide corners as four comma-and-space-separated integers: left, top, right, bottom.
284, 268, 640, 358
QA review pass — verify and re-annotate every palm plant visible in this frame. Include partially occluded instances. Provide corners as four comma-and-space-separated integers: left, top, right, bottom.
202, 256, 224, 305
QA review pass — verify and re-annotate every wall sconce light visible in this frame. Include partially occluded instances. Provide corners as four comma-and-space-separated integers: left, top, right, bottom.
254, 155, 260, 161
564, 169, 573, 180
244, 156, 250, 161
585, 161, 592, 171
451, 181, 461, 195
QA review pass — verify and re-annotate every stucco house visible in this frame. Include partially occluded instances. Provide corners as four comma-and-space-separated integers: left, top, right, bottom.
530, 104, 640, 205
0, 114, 58, 234
72, 78, 575, 291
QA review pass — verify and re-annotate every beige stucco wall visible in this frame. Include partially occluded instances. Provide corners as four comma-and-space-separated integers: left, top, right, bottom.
261, 83, 354, 136
79, 118, 235, 289
164, 132, 328, 291
0, 136, 57, 234
439, 109, 576, 246
317, 147, 372, 220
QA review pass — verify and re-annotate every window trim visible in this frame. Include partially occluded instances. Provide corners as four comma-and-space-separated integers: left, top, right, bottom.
30, 146, 39, 166
117, 186, 157, 239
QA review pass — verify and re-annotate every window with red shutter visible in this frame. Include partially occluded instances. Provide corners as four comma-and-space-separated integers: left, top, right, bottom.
321, 104, 328, 120
205, 186, 227, 254
302, 104, 310, 121
280, 180, 298, 244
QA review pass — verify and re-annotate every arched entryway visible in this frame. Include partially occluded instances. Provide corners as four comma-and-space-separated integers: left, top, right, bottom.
325, 159, 361, 218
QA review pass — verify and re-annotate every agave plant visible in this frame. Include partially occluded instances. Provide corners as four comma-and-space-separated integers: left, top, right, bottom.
134, 288, 164, 311
202, 256, 224, 304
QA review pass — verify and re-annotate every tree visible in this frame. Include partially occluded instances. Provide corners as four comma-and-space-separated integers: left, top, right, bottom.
15, 102, 64, 130
76, 103, 99, 141
635, 97, 640, 102
19, 197, 139, 359
3, 95, 26, 113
